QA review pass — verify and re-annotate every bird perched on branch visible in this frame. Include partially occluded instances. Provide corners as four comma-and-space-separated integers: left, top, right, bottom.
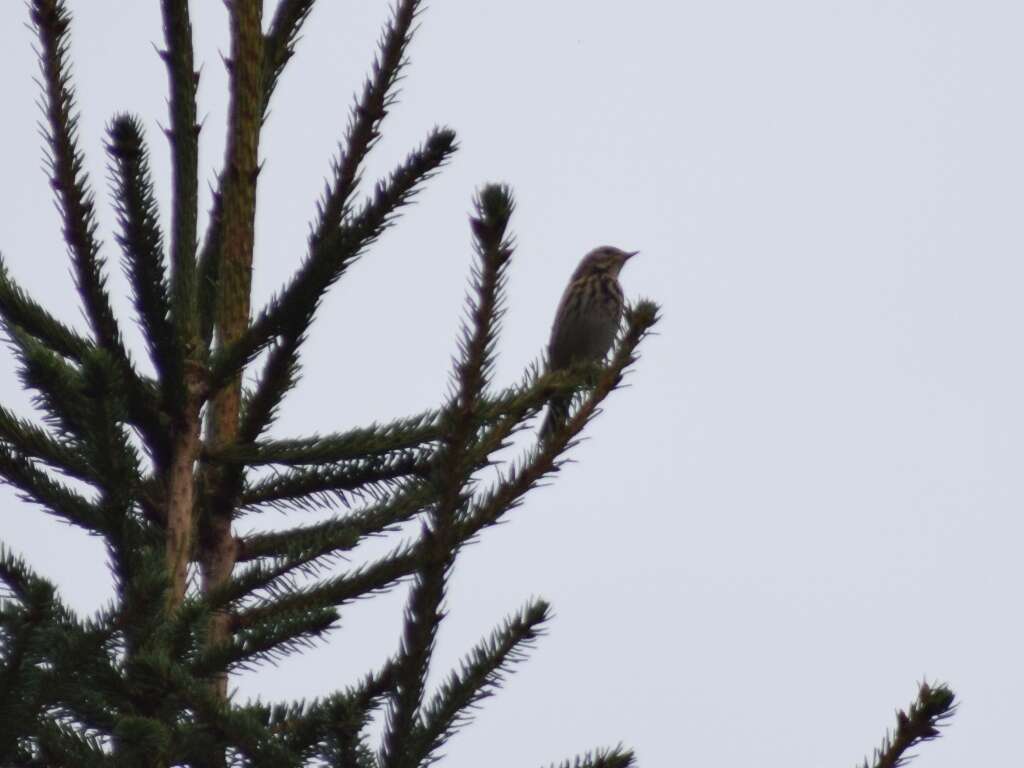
540, 245, 637, 440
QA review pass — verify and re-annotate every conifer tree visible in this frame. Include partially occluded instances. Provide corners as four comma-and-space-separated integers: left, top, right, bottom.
0, 2, 954, 767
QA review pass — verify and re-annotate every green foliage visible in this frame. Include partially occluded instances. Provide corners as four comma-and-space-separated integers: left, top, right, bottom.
106, 115, 182, 415
858, 683, 957, 768
1, 2, 659, 765
0, 2, 949, 768
545, 748, 637, 768
413, 599, 550, 764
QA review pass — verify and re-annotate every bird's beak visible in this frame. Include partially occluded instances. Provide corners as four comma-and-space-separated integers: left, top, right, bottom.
624, 250, 639, 261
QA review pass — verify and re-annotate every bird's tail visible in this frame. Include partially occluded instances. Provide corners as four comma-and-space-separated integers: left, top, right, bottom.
539, 394, 572, 442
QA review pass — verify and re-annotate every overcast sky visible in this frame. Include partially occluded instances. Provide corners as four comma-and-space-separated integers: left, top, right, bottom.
2, 1, 1023, 766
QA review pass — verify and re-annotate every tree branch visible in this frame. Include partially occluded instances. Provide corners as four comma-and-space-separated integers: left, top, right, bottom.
238, 453, 427, 512
381, 185, 514, 768
859, 682, 956, 768
30, 0, 163, 457
159, 0, 200, 352
263, 1, 317, 107
208, 128, 457, 389
544, 747, 637, 768
411, 599, 550, 764
106, 115, 180, 415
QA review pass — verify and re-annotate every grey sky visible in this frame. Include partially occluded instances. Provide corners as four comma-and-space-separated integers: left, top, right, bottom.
2, 1, 1022, 765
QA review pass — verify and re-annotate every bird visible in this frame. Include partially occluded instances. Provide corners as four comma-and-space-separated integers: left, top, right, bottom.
540, 245, 636, 440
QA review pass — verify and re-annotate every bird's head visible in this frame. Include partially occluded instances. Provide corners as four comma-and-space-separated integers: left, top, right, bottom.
573, 245, 638, 279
